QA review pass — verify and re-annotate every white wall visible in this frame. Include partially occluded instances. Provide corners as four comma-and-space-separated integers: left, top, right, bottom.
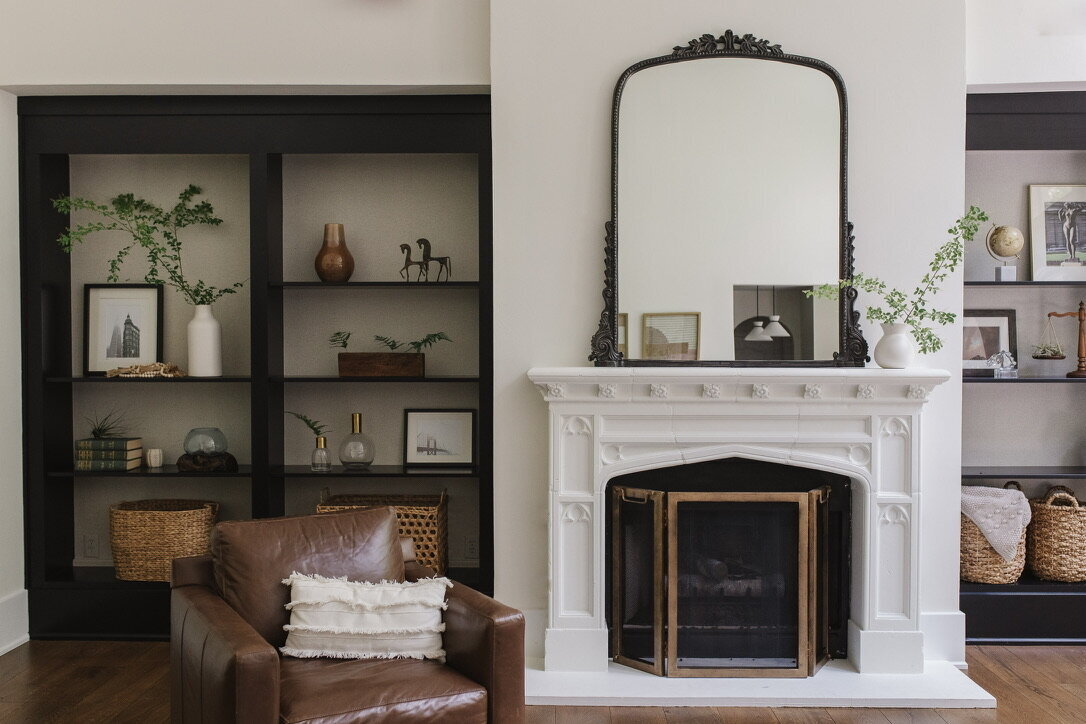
0, 90, 28, 654
967, 0, 1086, 92
492, 0, 967, 662
0, 0, 489, 93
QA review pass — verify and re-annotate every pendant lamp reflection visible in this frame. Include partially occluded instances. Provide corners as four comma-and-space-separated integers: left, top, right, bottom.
744, 286, 772, 342
764, 287, 791, 338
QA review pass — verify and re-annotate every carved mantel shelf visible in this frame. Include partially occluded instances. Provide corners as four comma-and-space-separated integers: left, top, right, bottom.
526, 365, 951, 676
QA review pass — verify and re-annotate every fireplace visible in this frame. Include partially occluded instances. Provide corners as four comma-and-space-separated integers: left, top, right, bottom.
609, 459, 849, 677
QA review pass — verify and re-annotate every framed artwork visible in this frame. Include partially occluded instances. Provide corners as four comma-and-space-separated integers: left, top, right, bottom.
83, 284, 164, 376
616, 313, 628, 358
962, 309, 1016, 377
403, 409, 476, 468
1029, 185, 1086, 281
642, 312, 700, 360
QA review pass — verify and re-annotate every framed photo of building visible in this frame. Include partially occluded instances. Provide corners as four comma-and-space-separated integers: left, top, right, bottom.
403, 409, 476, 468
83, 284, 163, 376
1029, 185, 1086, 281
642, 312, 700, 360
962, 309, 1016, 377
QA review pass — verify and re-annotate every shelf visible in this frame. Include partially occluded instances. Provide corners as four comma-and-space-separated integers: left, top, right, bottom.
962, 466, 1086, 479
277, 465, 478, 477
47, 376, 252, 383
275, 281, 480, 289
961, 572, 1086, 594
40, 566, 168, 590
964, 280, 1086, 287
48, 465, 253, 478
273, 375, 479, 383
964, 376, 1085, 383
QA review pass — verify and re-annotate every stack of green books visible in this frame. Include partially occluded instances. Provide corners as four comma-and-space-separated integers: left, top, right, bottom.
74, 438, 143, 471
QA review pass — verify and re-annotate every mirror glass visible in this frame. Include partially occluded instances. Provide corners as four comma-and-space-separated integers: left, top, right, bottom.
616, 57, 843, 362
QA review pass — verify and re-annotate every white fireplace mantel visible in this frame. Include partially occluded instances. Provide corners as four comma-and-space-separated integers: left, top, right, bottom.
526, 366, 952, 678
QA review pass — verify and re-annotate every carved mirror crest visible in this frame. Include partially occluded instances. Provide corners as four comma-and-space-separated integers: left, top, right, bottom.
590, 30, 867, 367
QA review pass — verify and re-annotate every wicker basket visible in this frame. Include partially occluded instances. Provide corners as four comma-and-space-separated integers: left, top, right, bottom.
1028, 487, 1086, 582
960, 482, 1027, 584
109, 499, 218, 582
317, 491, 448, 574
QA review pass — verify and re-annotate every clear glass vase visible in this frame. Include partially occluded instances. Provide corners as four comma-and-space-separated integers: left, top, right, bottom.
338, 412, 375, 469
311, 436, 332, 472
184, 427, 228, 454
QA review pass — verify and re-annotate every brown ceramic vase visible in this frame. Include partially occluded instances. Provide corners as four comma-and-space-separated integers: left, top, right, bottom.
314, 223, 355, 283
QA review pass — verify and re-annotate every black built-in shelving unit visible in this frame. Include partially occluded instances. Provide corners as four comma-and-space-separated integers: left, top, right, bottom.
961, 91, 1086, 644
19, 96, 493, 639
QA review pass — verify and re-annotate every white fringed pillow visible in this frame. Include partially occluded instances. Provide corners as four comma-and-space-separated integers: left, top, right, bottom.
279, 572, 452, 660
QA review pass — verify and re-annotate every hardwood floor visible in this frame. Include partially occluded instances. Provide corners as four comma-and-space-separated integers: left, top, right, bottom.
0, 643, 1084, 722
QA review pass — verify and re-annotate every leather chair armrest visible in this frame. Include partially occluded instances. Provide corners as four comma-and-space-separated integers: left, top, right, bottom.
443, 583, 526, 724
171, 584, 280, 724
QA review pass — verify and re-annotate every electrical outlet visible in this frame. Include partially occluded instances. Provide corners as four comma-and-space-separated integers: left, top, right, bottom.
464, 535, 480, 560
83, 534, 100, 559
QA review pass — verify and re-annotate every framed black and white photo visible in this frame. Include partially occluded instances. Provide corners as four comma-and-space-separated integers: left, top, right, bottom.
962, 309, 1016, 377
403, 409, 476, 468
83, 284, 164, 376
642, 312, 700, 360
1029, 185, 1086, 281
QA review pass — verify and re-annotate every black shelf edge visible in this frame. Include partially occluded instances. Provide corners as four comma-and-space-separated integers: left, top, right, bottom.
47, 376, 252, 383
48, 464, 254, 478
276, 464, 479, 478
964, 376, 1085, 383
274, 281, 480, 289
272, 376, 479, 383
962, 466, 1086, 479
964, 280, 1086, 287
39, 566, 169, 590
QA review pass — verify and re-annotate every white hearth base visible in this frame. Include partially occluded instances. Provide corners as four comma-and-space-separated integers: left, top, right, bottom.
525, 659, 995, 708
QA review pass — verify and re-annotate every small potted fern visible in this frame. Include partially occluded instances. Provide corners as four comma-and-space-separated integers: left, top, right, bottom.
330, 330, 452, 377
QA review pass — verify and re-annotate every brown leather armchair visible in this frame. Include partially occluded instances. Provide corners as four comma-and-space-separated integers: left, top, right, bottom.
170, 506, 524, 723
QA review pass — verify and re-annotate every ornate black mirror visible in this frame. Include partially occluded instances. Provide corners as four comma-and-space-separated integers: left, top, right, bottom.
590, 30, 867, 366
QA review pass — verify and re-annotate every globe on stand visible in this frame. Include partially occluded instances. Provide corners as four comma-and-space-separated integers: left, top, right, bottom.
985, 225, 1024, 281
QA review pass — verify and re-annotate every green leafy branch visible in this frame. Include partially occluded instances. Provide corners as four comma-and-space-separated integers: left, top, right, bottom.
53, 185, 246, 306
806, 206, 988, 354
286, 411, 330, 437
329, 331, 352, 349
374, 332, 452, 353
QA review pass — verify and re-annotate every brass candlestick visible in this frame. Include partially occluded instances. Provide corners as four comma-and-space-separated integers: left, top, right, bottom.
1048, 301, 1086, 378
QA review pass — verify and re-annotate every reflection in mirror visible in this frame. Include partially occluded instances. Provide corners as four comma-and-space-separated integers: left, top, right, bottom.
617, 58, 839, 362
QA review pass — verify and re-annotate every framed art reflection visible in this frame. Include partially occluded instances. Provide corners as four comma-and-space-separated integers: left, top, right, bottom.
642, 312, 700, 361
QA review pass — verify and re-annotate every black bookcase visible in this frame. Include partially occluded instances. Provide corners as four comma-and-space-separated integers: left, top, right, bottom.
19, 96, 494, 639
961, 91, 1086, 643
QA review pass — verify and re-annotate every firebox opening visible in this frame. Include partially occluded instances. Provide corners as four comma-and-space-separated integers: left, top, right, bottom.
605, 457, 852, 674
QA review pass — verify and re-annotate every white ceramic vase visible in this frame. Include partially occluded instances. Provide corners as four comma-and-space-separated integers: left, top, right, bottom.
872, 322, 915, 369
187, 304, 222, 377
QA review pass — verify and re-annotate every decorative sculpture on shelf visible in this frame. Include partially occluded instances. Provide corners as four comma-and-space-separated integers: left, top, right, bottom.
399, 243, 429, 282
986, 350, 1018, 379
416, 238, 452, 282
1047, 301, 1086, 378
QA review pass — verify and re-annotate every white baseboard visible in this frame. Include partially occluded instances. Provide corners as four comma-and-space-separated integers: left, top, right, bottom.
920, 610, 967, 668
0, 588, 29, 656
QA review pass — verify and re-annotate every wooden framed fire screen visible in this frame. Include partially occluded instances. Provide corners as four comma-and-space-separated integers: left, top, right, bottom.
611, 485, 831, 677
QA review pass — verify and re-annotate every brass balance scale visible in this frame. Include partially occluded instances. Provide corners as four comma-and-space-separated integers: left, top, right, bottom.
1035, 301, 1086, 378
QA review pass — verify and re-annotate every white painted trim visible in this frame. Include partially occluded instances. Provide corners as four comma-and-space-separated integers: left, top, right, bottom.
0, 589, 29, 656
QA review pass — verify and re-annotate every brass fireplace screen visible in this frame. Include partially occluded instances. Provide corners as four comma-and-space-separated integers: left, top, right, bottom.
611, 486, 830, 678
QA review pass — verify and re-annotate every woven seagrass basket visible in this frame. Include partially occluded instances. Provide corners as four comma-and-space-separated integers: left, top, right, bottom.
960, 482, 1026, 584
1028, 486, 1086, 582
109, 499, 219, 582
317, 491, 448, 574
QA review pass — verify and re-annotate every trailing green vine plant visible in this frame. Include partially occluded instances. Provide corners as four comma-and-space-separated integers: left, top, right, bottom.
53, 184, 246, 306
805, 206, 988, 354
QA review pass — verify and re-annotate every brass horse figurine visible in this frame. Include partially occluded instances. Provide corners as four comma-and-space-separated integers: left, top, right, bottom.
399, 243, 429, 281
416, 238, 452, 282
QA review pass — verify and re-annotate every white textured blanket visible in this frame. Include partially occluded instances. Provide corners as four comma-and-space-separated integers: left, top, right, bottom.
961, 485, 1031, 561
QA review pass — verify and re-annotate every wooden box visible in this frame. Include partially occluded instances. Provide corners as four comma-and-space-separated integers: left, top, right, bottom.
338, 352, 424, 377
